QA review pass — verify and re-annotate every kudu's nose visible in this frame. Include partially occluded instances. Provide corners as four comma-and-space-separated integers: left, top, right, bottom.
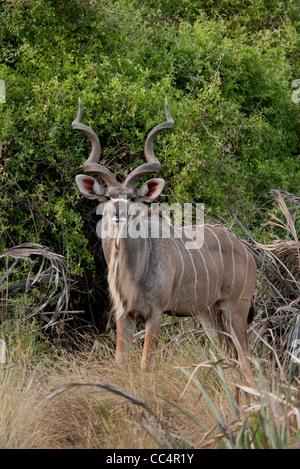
111, 200, 127, 224
115, 209, 124, 221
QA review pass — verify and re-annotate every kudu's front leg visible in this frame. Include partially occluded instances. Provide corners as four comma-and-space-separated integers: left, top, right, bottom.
141, 313, 162, 371
116, 315, 136, 365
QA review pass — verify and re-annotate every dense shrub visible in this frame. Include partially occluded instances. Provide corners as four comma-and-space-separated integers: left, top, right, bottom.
0, 1, 299, 316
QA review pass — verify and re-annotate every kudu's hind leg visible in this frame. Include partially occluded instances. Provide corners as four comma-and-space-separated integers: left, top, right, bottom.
116, 314, 136, 365
219, 299, 251, 357
200, 307, 228, 351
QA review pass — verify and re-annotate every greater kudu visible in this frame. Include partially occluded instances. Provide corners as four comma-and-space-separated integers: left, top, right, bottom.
74, 99, 257, 370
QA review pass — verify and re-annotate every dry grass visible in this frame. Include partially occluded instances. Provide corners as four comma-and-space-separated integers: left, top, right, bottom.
0, 336, 212, 449
0, 331, 299, 449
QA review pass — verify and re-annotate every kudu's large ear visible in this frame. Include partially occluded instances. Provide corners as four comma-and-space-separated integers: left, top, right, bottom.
75, 174, 107, 201
137, 178, 165, 202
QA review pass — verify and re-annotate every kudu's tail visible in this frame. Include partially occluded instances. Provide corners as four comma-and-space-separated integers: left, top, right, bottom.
247, 300, 255, 326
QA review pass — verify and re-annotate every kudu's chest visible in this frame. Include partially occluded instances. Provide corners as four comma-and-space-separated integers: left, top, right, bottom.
103, 231, 175, 320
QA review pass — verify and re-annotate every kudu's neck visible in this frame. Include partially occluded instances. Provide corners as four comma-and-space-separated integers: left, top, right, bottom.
102, 209, 150, 262
101, 213, 153, 320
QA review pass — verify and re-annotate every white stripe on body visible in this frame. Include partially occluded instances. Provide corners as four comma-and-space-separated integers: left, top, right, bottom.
174, 227, 198, 299
205, 226, 224, 271
201, 227, 220, 299
171, 236, 185, 296
175, 227, 210, 304
224, 230, 236, 293
239, 243, 249, 300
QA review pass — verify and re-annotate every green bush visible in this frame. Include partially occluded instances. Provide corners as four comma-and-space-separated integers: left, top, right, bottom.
0, 0, 299, 279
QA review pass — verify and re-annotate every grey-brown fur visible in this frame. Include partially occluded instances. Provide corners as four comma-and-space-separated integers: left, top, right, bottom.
74, 99, 257, 370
